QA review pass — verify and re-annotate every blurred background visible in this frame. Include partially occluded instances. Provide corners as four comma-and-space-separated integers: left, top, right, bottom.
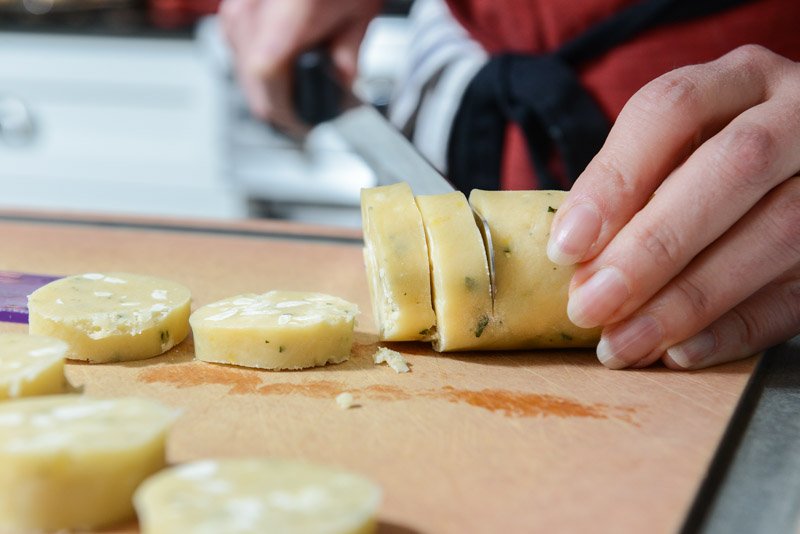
0, 0, 413, 227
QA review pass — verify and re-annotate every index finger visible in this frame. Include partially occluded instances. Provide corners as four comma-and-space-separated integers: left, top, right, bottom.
546, 45, 776, 267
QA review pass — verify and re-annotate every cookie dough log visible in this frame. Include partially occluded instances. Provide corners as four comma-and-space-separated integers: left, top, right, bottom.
28, 272, 191, 363
416, 191, 499, 351
0, 333, 68, 400
361, 182, 437, 341
0, 395, 177, 532
469, 190, 601, 348
190, 291, 359, 370
135, 459, 381, 534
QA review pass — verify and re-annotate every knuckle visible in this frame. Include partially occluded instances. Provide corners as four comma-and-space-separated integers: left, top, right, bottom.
672, 276, 713, 320
730, 267, 800, 349
719, 45, 768, 92
715, 122, 777, 188
778, 267, 800, 303
729, 307, 762, 347
724, 45, 799, 97
586, 154, 638, 206
726, 44, 774, 70
782, 272, 800, 321
786, 62, 800, 92
635, 224, 685, 270
764, 178, 800, 257
632, 70, 703, 117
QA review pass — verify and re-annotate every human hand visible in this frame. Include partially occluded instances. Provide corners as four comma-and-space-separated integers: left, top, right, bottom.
219, 0, 381, 131
546, 45, 800, 370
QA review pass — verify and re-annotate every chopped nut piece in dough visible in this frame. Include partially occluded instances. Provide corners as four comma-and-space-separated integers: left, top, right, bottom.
373, 347, 410, 374
336, 392, 355, 410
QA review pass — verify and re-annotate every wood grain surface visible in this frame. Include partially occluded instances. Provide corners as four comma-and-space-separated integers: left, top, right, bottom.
0, 213, 756, 534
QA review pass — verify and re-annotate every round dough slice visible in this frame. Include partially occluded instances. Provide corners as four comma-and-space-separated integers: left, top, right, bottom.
469, 190, 601, 348
134, 459, 381, 534
361, 182, 437, 341
0, 333, 68, 400
190, 291, 358, 370
0, 395, 177, 532
28, 272, 191, 363
416, 192, 497, 351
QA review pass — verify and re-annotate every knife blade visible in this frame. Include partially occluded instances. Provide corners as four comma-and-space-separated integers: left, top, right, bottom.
293, 49, 496, 303
293, 49, 454, 195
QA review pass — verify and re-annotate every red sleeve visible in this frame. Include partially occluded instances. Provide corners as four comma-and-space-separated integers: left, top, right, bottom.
444, 0, 800, 190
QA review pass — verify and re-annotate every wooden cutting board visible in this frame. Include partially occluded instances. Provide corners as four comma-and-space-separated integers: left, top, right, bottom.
0, 212, 755, 534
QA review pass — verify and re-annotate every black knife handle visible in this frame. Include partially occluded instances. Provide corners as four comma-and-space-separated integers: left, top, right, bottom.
293, 49, 343, 126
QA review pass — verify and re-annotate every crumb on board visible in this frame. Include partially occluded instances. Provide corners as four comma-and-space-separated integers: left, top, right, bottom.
373, 347, 410, 374
336, 392, 355, 410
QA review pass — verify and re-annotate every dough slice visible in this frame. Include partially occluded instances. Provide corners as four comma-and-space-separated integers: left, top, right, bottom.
28, 272, 191, 363
134, 459, 381, 534
469, 190, 600, 348
0, 395, 177, 532
190, 291, 358, 370
0, 333, 68, 400
416, 192, 497, 351
361, 182, 436, 341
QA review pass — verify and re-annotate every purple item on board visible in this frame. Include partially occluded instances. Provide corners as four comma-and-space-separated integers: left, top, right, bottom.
0, 272, 61, 324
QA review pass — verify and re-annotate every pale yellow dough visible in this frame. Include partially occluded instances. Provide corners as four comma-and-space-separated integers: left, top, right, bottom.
190, 291, 359, 370
0, 333, 68, 400
360, 185, 600, 351
0, 395, 177, 532
469, 190, 600, 348
28, 272, 191, 363
134, 459, 381, 534
416, 192, 498, 351
361, 182, 437, 341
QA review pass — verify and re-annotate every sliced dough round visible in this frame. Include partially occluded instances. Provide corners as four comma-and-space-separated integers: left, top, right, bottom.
0, 395, 177, 532
28, 272, 191, 363
190, 291, 358, 370
416, 192, 497, 351
134, 459, 381, 534
0, 333, 68, 400
469, 190, 600, 348
361, 182, 436, 341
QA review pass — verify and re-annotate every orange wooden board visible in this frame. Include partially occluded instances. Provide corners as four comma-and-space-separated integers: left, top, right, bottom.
0, 213, 755, 533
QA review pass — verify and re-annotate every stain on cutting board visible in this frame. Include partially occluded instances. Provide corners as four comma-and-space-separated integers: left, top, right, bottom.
137, 361, 637, 424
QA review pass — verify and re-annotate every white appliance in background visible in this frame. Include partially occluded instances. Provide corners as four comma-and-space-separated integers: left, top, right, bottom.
0, 30, 243, 219
0, 16, 409, 226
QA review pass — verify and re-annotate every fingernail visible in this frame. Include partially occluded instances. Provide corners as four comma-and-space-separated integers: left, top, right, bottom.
596, 338, 628, 369
666, 330, 716, 369
567, 267, 629, 328
597, 315, 662, 369
547, 203, 602, 265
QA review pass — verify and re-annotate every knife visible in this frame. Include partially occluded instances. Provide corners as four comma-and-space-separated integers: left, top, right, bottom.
293, 49, 497, 303
293, 49, 455, 196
